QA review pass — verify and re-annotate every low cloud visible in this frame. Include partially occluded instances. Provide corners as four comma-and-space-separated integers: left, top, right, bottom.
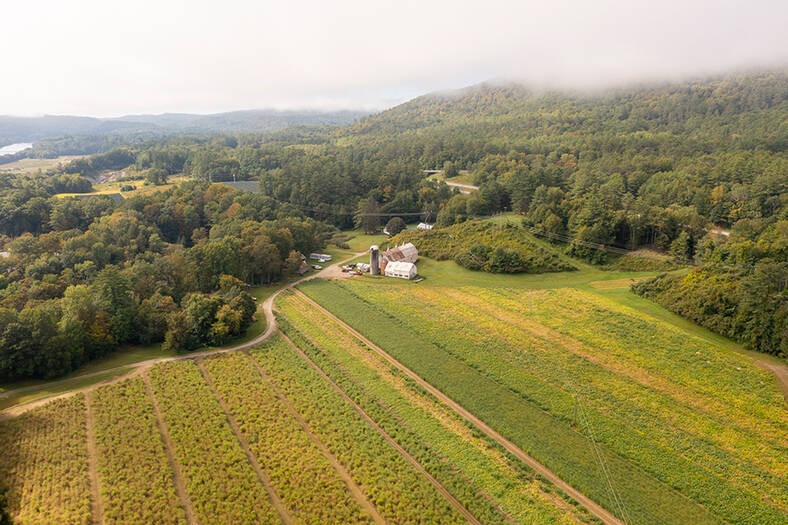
2, 0, 786, 116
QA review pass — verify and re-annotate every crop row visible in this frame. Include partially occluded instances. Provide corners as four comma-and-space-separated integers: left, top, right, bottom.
322, 279, 788, 523
277, 290, 592, 524
0, 395, 92, 524
200, 352, 372, 524
249, 334, 467, 524
91, 377, 186, 524
385, 283, 787, 515
148, 361, 280, 524
471, 288, 787, 474
495, 286, 785, 437
298, 279, 723, 525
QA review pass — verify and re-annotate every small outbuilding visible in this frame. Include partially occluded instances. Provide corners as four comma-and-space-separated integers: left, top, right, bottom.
416, 222, 433, 230
384, 261, 418, 280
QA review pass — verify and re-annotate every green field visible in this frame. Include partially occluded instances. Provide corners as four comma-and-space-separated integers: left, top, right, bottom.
298, 279, 788, 525
0, 155, 83, 174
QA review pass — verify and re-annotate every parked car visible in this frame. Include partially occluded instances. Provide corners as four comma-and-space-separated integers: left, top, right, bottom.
312, 265, 322, 270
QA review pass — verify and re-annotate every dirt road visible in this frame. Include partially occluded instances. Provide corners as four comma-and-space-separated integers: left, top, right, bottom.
756, 361, 788, 402
0, 252, 367, 417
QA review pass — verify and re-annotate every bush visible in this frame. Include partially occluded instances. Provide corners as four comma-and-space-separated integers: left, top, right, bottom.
633, 261, 788, 357
392, 220, 575, 274
385, 217, 407, 236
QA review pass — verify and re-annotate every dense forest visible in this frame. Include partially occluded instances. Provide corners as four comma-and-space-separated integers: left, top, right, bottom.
0, 179, 336, 381
1, 70, 786, 367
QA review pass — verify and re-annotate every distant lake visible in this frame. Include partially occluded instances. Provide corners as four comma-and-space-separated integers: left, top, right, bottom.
0, 143, 33, 156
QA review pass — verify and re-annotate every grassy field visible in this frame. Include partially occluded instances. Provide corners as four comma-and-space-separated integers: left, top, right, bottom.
321, 230, 389, 261
299, 279, 788, 525
0, 155, 83, 174
54, 175, 190, 199
0, 367, 135, 411
425, 169, 476, 186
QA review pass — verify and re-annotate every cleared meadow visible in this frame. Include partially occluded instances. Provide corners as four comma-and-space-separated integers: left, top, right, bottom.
299, 279, 788, 525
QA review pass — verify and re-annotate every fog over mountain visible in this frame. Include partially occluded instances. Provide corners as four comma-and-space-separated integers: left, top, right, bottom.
2, 1, 786, 116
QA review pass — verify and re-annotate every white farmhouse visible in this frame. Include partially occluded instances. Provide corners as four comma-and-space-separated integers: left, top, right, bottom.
384, 261, 418, 280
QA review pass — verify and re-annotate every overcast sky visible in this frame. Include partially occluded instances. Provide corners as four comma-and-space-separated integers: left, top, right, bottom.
2, 0, 786, 117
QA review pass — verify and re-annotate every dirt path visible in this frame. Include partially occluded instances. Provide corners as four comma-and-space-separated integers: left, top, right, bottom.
756, 361, 788, 403
278, 330, 482, 525
0, 368, 145, 422
0, 253, 368, 418
84, 393, 104, 525
244, 351, 387, 525
292, 289, 625, 525
195, 359, 294, 525
142, 373, 199, 525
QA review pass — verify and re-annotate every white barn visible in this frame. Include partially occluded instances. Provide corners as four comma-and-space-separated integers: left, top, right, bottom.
382, 242, 418, 264
384, 261, 417, 280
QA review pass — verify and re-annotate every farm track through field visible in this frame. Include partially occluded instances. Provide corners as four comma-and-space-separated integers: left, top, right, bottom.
195, 359, 294, 525
756, 361, 788, 403
277, 329, 482, 525
0, 252, 367, 418
291, 288, 625, 525
84, 393, 104, 525
243, 350, 387, 525
142, 373, 199, 525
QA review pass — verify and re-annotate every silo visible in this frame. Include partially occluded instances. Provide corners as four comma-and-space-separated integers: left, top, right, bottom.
370, 245, 380, 275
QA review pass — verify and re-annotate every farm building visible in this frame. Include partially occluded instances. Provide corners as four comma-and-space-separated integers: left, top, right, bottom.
308, 253, 332, 262
370, 242, 419, 276
370, 245, 381, 275
384, 261, 417, 280
417, 222, 433, 230
382, 242, 418, 264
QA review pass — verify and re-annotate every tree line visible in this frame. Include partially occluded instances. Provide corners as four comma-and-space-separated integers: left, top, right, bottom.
0, 181, 333, 381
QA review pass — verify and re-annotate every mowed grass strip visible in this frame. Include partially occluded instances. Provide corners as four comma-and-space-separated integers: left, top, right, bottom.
277, 291, 595, 524
92, 377, 187, 524
0, 395, 92, 524
249, 335, 467, 524
149, 361, 280, 524
201, 353, 373, 524
299, 279, 722, 525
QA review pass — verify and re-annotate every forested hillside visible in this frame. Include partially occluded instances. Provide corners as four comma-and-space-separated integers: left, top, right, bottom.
2, 70, 786, 359
0, 109, 367, 156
